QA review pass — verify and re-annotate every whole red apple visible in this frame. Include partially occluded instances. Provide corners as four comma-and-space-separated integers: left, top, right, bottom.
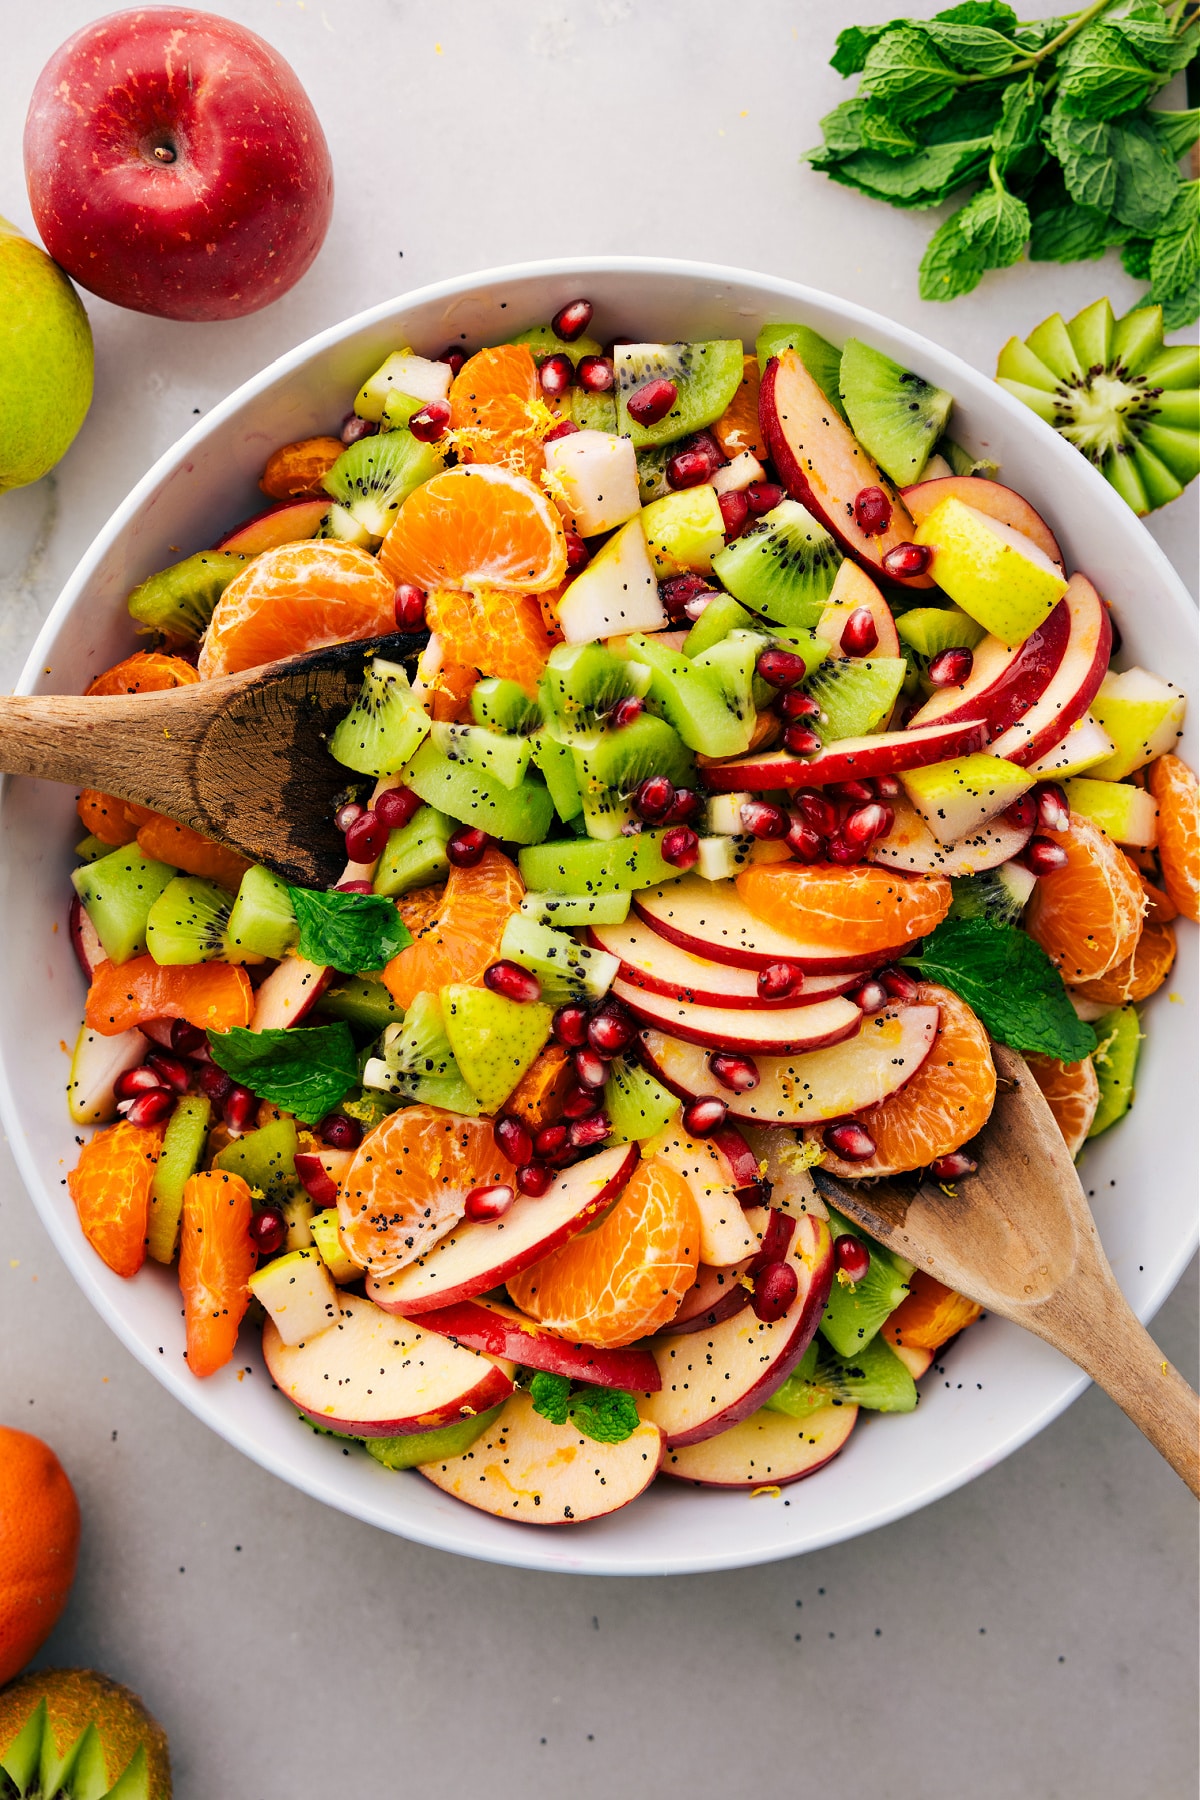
23, 7, 333, 322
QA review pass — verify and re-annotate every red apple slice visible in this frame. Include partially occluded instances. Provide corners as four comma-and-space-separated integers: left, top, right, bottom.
643, 1129, 768, 1264
251, 955, 331, 1030
661, 1399, 857, 1487
658, 1205, 791, 1334
69, 894, 106, 982
987, 574, 1112, 766
416, 1391, 665, 1525
294, 1145, 353, 1206
868, 798, 1033, 876
633, 875, 909, 973
587, 917, 869, 1008
817, 558, 902, 658
262, 1292, 515, 1436
889, 1341, 935, 1380
213, 495, 331, 553
367, 1143, 639, 1315
905, 601, 1071, 733
900, 475, 1065, 570
611, 977, 861, 1056
640, 1211, 834, 1445
703, 718, 989, 792
709, 1122, 770, 1200
759, 350, 933, 585
640, 1004, 939, 1126
410, 1297, 661, 1391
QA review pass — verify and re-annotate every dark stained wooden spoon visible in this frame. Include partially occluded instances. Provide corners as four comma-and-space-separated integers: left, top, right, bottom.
811, 1042, 1199, 1495
0, 631, 427, 890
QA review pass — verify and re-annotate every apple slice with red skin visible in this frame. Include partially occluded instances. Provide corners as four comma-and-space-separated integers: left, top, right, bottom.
250, 955, 331, 1030
889, 1340, 935, 1380
703, 717, 989, 793
633, 874, 910, 974
611, 977, 863, 1057
416, 1391, 666, 1525
868, 798, 1033, 877
906, 602, 1071, 734
659, 1205, 793, 1335
213, 495, 331, 554
407, 1296, 661, 1391
661, 1399, 858, 1488
987, 574, 1112, 766
367, 1142, 640, 1316
69, 895, 106, 982
262, 1292, 515, 1437
587, 917, 869, 1008
900, 475, 1065, 571
817, 558, 901, 659
708, 1122, 769, 1202
294, 1145, 353, 1207
640, 1211, 834, 1445
759, 350, 933, 586
643, 1130, 770, 1264
640, 1003, 940, 1127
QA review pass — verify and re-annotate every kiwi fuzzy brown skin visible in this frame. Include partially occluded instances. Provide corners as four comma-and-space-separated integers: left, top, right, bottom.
0, 1667, 171, 1799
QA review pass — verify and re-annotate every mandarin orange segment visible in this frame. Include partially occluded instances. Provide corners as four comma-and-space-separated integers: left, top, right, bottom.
76, 788, 140, 847
197, 540, 395, 678
448, 343, 549, 481
1148, 754, 1199, 923
1025, 812, 1146, 982
85, 956, 254, 1036
507, 1156, 700, 1348
428, 587, 557, 695
810, 983, 996, 1178
67, 1118, 165, 1279
1025, 1051, 1101, 1156
337, 1104, 518, 1277
85, 650, 200, 696
1124, 854, 1177, 923
425, 657, 478, 722
378, 465, 567, 595
713, 354, 765, 460
1071, 919, 1177, 1007
135, 815, 251, 890
179, 1169, 257, 1377
736, 863, 953, 957
381, 848, 523, 1010
260, 435, 345, 500
884, 1269, 982, 1352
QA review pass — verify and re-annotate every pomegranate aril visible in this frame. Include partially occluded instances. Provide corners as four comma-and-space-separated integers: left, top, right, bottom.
833, 779, 875, 804
587, 1009, 635, 1057
609, 694, 644, 728
438, 347, 467, 377
682, 590, 714, 623
516, 1161, 554, 1197
930, 1149, 978, 1181
882, 542, 933, 580
394, 583, 427, 630
344, 810, 390, 863
494, 1114, 534, 1166
928, 646, 974, 687
319, 1113, 362, 1150
751, 1259, 798, 1323
146, 1052, 190, 1095
718, 490, 750, 538
464, 1183, 516, 1223
633, 772, 677, 825
796, 790, 839, 835
880, 965, 920, 1003
757, 960, 804, 1001
170, 1018, 207, 1056
552, 298, 593, 341
626, 377, 677, 427
484, 960, 542, 1004
660, 826, 700, 869
564, 528, 590, 570
115, 1065, 166, 1100
785, 817, 825, 862
534, 1123, 570, 1161
662, 786, 699, 824
739, 799, 789, 840
756, 647, 807, 689
660, 573, 712, 619
783, 724, 822, 757
340, 413, 376, 445
826, 831, 867, 866
667, 448, 716, 490
561, 1083, 600, 1120
539, 353, 574, 398
223, 1086, 257, 1134
779, 690, 821, 721
840, 607, 879, 657
851, 979, 889, 1014
373, 785, 423, 831
335, 801, 366, 834
682, 1096, 727, 1136
408, 400, 450, 443
833, 1233, 870, 1283
544, 418, 580, 443
854, 485, 893, 537
844, 802, 894, 847
1004, 792, 1038, 831
874, 774, 901, 799
577, 354, 615, 393
746, 481, 784, 516
1036, 783, 1070, 832
573, 1047, 608, 1090
336, 880, 375, 895
552, 1003, 590, 1048
567, 1113, 611, 1150
125, 1089, 174, 1128
248, 1207, 287, 1255
708, 1052, 760, 1093
824, 1122, 876, 1161
446, 826, 491, 868
1020, 835, 1070, 874
197, 1066, 234, 1105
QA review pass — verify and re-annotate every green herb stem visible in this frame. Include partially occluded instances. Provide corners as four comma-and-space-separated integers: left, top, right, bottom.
959, 0, 1118, 84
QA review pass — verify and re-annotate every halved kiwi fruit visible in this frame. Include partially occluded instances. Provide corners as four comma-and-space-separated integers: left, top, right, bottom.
997, 297, 1200, 515
126, 549, 247, 641
711, 498, 843, 628
839, 338, 953, 486
226, 864, 298, 961
614, 341, 745, 447
322, 429, 445, 537
145, 874, 234, 964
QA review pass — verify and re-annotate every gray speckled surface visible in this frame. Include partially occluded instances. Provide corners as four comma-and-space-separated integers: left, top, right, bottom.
1, 4, 1196, 1795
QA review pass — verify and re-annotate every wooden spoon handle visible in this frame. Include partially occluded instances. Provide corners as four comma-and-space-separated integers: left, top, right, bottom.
0, 692, 203, 817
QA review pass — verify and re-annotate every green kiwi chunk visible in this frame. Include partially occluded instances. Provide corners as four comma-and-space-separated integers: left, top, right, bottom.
72, 845, 178, 966
519, 889, 631, 926
509, 323, 604, 367
755, 323, 845, 417
322, 428, 445, 537
804, 657, 907, 742
430, 720, 532, 790
498, 915, 618, 1004
126, 550, 247, 640
317, 973, 404, 1033
226, 865, 298, 962
148, 1096, 212, 1264
1087, 1005, 1141, 1138
330, 658, 431, 778
947, 861, 1037, 927
145, 875, 233, 965
75, 834, 111, 865
571, 387, 618, 432
366, 1403, 506, 1469
539, 641, 648, 730
766, 1333, 917, 1416
530, 728, 583, 822
372, 805, 452, 897
518, 830, 677, 895
626, 631, 756, 758
365, 991, 483, 1114
572, 713, 694, 841
711, 499, 842, 628
400, 738, 555, 844
605, 1057, 679, 1144
937, 437, 997, 480
316, 501, 375, 548
819, 1208, 913, 1358
838, 337, 953, 486
895, 607, 987, 660
614, 340, 745, 448
682, 593, 757, 657
214, 1115, 301, 1205
471, 677, 543, 735
635, 443, 675, 502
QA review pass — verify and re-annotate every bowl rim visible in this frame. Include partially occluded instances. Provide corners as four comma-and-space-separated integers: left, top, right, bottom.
3, 254, 1196, 1577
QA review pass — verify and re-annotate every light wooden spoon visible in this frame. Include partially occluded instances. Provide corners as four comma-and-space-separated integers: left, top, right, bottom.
811, 1042, 1199, 1495
0, 631, 425, 890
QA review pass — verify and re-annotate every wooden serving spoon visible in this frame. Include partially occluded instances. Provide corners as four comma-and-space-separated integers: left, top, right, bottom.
0, 631, 426, 890
811, 1042, 1199, 1495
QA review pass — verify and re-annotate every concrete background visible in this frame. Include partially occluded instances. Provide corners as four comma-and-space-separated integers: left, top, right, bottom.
1, 4, 1196, 1796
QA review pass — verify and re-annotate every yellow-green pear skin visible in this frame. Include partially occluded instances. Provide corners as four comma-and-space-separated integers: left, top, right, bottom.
913, 496, 1067, 648
1063, 778, 1159, 848
640, 485, 725, 575
900, 752, 1034, 846
0, 218, 94, 491
1082, 667, 1186, 781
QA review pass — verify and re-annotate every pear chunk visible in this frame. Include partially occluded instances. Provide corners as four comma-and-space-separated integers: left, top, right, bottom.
900, 752, 1035, 846
914, 496, 1067, 647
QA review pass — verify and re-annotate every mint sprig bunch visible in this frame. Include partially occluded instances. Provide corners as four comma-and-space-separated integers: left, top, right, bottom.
806, 1, 1199, 325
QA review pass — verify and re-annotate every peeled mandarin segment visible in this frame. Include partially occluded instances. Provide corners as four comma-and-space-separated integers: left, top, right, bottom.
85, 650, 200, 695
85, 955, 254, 1036
135, 815, 251, 889
1124, 853, 1177, 924
1025, 812, 1146, 983
197, 540, 395, 678
1071, 919, 1177, 1006
67, 1118, 165, 1278
382, 848, 523, 1011
260, 435, 345, 499
448, 343, 548, 481
503, 1044, 572, 1129
378, 465, 567, 595
1024, 1051, 1101, 1156
713, 354, 765, 459
506, 1157, 701, 1349
735, 863, 953, 958
179, 1169, 257, 1378
808, 984, 996, 1178
427, 588, 557, 696
885, 1269, 982, 1352
425, 658, 478, 722
337, 1103, 518, 1277
76, 788, 140, 846
1148, 754, 1199, 924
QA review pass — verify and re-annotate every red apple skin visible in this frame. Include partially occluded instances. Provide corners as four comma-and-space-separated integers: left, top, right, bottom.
410, 1298, 662, 1392
250, 957, 331, 1031
660, 1262, 753, 1335
660, 1400, 857, 1488
703, 719, 989, 793
585, 921, 865, 1010
907, 600, 1071, 734
708, 1122, 767, 1199
900, 475, 1065, 571
988, 574, 1112, 766
214, 497, 331, 553
69, 895, 105, 982
24, 8, 333, 321
610, 978, 861, 1057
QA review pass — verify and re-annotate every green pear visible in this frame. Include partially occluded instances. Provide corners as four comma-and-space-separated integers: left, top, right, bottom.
913, 496, 1067, 648
1063, 777, 1159, 848
900, 752, 1034, 845
0, 216, 93, 491
1083, 667, 1187, 781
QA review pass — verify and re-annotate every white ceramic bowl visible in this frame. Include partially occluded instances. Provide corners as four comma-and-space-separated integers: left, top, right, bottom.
2, 258, 1195, 1576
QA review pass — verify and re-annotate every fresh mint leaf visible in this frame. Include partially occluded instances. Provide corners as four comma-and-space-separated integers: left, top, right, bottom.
206, 1022, 359, 1123
287, 886, 411, 975
1057, 23, 1165, 120
1048, 104, 1179, 232
1047, 105, 1119, 213
918, 20, 1021, 75
526, 1370, 641, 1444
827, 137, 993, 209
936, 0, 1017, 27
1121, 237, 1155, 279
528, 1370, 571, 1425
1157, 286, 1200, 331
919, 203, 993, 299
924, 85, 1009, 142
1149, 108, 1200, 165
814, 98, 868, 158
831, 22, 892, 78
860, 105, 921, 158
1147, 180, 1200, 317
992, 73, 1045, 182
907, 918, 1097, 1062
1028, 168, 1123, 261
861, 26, 962, 122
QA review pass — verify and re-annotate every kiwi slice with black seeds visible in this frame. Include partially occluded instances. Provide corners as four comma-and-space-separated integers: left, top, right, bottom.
145, 874, 234, 965
839, 337, 953, 486
614, 341, 745, 447
711, 498, 843, 628
471, 676, 543, 735
509, 322, 604, 367
755, 322, 845, 418
570, 387, 618, 432
571, 713, 695, 841
329, 658, 430, 778
126, 549, 248, 641
946, 861, 1037, 927
539, 641, 647, 731
803, 656, 908, 742
322, 428, 445, 537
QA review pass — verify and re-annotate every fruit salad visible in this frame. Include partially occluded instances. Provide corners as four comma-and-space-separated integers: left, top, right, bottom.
62, 299, 1198, 1526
